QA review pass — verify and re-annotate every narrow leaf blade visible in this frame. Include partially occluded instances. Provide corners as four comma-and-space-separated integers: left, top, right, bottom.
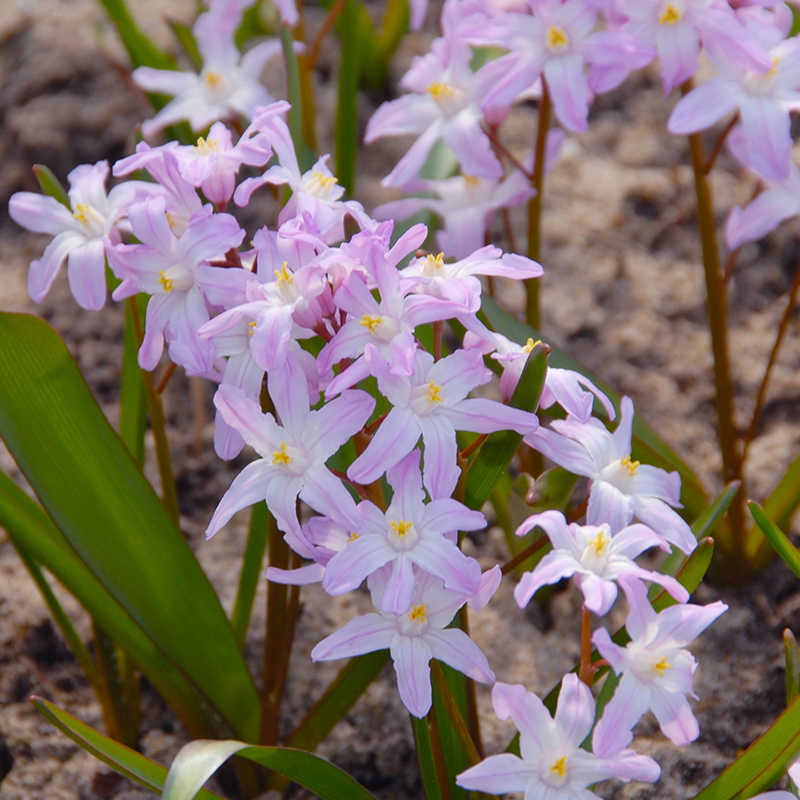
748, 502, 800, 580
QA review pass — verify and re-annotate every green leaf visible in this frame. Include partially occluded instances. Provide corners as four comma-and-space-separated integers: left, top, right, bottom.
0, 472, 213, 736
0, 313, 259, 741
286, 650, 390, 751
281, 26, 316, 173
748, 502, 800, 580
480, 297, 708, 521
230, 501, 269, 650
763, 449, 800, 533
691, 690, 800, 800
33, 165, 70, 208
32, 697, 223, 799
167, 18, 202, 69
161, 739, 380, 800
654, 481, 741, 590
95, 0, 176, 69
463, 342, 548, 511
119, 294, 147, 468
412, 715, 446, 800
335, 0, 360, 195
785, 630, 800, 706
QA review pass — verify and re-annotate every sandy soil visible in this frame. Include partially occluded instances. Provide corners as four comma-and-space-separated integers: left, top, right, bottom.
1, 1, 800, 799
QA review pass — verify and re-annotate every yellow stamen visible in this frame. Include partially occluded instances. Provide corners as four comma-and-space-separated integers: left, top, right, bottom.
248, 320, 257, 337
426, 253, 445, 271
547, 25, 569, 49
550, 755, 568, 778
347, 531, 359, 542
165, 211, 177, 230
194, 136, 220, 155
428, 380, 443, 404
360, 314, 382, 332
272, 442, 291, 465
659, 3, 682, 25
158, 270, 173, 294
275, 261, 293, 284
312, 171, 337, 189
620, 454, 640, 474
390, 519, 413, 537
589, 530, 611, 555
72, 203, 89, 224
408, 604, 427, 622
654, 656, 672, 676
462, 174, 479, 186
523, 337, 542, 353
426, 82, 455, 99
204, 70, 222, 88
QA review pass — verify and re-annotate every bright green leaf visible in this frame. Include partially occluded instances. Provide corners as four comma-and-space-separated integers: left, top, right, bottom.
412, 715, 446, 800
33, 165, 70, 208
0, 313, 259, 741
749, 502, 800, 580
32, 697, 223, 799
96, 0, 176, 69
763, 451, 800, 535
785, 630, 800, 706
161, 738, 380, 800
464, 342, 548, 511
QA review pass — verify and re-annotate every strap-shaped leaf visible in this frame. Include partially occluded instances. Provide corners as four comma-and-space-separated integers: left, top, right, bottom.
785, 630, 800, 706
691, 690, 800, 800
160, 738, 380, 800
32, 697, 222, 799
748, 502, 800, 580
0, 313, 259, 741
764, 449, 800, 534
480, 297, 708, 521
464, 342, 548, 511
95, 0, 175, 69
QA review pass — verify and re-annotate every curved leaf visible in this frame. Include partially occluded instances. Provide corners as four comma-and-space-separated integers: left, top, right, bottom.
162, 739, 380, 800
32, 697, 222, 799
748, 502, 800, 580
0, 313, 259, 741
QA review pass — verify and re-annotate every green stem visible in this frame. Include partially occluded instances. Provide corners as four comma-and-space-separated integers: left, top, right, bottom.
126, 297, 180, 528
427, 704, 452, 800
682, 83, 745, 567
457, 606, 483, 757
525, 78, 551, 330
335, 0, 360, 194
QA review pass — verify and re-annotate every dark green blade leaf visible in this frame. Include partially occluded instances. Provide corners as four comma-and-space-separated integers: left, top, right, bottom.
33, 165, 70, 208
32, 697, 223, 799
691, 690, 800, 800
763, 451, 800, 538
230, 501, 269, 650
480, 297, 708, 521
161, 739, 380, 800
748, 502, 800, 580
463, 342, 548, 511
167, 18, 202, 69
0, 469, 214, 737
96, 0, 175, 69
281, 26, 316, 172
412, 715, 446, 800
119, 294, 147, 468
655, 481, 741, 586
785, 630, 800, 705
286, 650, 390, 751
0, 313, 259, 741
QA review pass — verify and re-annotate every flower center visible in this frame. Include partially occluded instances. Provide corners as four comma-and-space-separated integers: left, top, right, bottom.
72, 202, 105, 238
158, 271, 173, 294
550, 755, 567, 778
428, 380, 443, 404
275, 262, 294, 285
388, 518, 419, 550
203, 70, 224, 88
272, 442, 291, 465
347, 531, 359, 542
248, 320, 257, 337
523, 337, 541, 353
361, 314, 382, 332
194, 136, 221, 155
546, 25, 569, 51
653, 656, 672, 676
620, 454, 639, 474
659, 3, 682, 24
422, 252, 445, 277
409, 604, 427, 622
427, 82, 455, 100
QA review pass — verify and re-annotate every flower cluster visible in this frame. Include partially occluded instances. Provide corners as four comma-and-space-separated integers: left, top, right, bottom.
8, 0, 739, 795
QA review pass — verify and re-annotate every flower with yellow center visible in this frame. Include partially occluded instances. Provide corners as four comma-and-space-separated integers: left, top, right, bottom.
193, 136, 221, 155
272, 442, 291, 465
360, 314, 382, 332
546, 25, 569, 51
658, 3, 682, 25
408, 604, 427, 622
158, 270, 173, 294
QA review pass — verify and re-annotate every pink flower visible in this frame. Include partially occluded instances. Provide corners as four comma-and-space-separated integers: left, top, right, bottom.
9, 161, 146, 310
206, 355, 375, 536
456, 675, 660, 797
526, 396, 697, 554
513, 510, 689, 614
311, 571, 496, 718
323, 450, 484, 614
592, 575, 727, 756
